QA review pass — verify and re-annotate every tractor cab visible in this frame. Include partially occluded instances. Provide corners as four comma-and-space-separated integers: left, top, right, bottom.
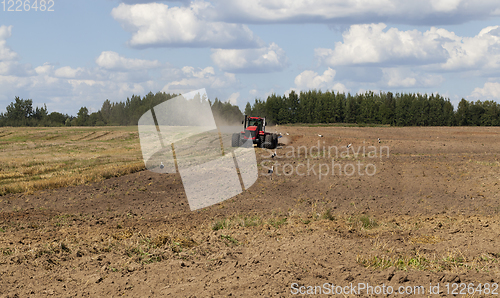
243, 116, 265, 133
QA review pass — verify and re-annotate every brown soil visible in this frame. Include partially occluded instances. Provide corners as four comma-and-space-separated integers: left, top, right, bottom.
1, 126, 500, 297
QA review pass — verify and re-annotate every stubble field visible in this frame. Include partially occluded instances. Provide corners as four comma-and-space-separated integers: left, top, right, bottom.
0, 125, 500, 297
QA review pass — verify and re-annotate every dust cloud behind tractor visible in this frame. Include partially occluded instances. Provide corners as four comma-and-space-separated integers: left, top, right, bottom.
138, 88, 258, 211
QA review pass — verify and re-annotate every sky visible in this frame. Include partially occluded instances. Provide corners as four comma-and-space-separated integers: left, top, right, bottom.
1, 0, 500, 115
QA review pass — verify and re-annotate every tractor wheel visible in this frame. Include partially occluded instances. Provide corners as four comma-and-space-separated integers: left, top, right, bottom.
259, 135, 265, 148
264, 134, 273, 149
272, 134, 278, 148
231, 133, 240, 147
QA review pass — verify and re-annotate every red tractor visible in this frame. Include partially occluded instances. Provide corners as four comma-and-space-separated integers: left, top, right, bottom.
232, 116, 279, 149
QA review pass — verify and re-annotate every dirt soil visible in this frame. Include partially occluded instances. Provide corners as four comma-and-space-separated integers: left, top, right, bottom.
1, 126, 500, 297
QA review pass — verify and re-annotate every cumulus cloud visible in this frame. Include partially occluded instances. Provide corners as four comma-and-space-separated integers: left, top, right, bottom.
0, 32, 229, 114
316, 23, 448, 67
227, 92, 239, 105
294, 68, 336, 90
35, 63, 54, 75
290, 67, 349, 94
0, 25, 18, 61
0, 24, 243, 115
0, 61, 35, 77
441, 26, 500, 71
212, 0, 500, 26
161, 66, 237, 94
211, 43, 288, 73
331, 83, 349, 93
54, 66, 86, 79
111, 2, 262, 48
382, 68, 445, 88
317, 23, 500, 76
470, 81, 500, 99
96, 51, 160, 70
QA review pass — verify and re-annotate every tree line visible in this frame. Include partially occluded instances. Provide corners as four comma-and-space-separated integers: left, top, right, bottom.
0, 92, 243, 127
245, 90, 500, 126
1, 90, 500, 127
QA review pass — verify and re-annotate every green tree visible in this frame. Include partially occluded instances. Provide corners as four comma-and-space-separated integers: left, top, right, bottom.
5, 97, 34, 126
244, 102, 252, 116
455, 98, 470, 126
47, 112, 67, 126
76, 107, 89, 126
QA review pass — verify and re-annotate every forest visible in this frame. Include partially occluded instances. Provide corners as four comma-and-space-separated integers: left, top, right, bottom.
1, 90, 500, 127
245, 90, 500, 126
0, 92, 242, 127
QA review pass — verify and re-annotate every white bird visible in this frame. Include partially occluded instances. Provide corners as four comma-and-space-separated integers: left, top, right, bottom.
318, 134, 323, 137
160, 162, 165, 169
268, 166, 274, 174
378, 138, 381, 143
271, 151, 277, 158
286, 132, 289, 136
347, 143, 352, 149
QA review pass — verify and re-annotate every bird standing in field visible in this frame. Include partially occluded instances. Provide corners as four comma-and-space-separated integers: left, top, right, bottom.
268, 165, 274, 180
318, 134, 323, 137
160, 162, 164, 169
268, 166, 274, 174
378, 138, 381, 143
271, 151, 277, 158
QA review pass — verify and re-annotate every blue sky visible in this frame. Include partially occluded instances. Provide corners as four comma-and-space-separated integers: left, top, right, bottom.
1, 0, 500, 115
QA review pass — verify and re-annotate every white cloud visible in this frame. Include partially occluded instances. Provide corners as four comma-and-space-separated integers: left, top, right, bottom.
181, 66, 215, 78
54, 66, 86, 79
289, 67, 349, 94
294, 68, 336, 90
0, 61, 34, 76
332, 83, 348, 93
212, 0, 500, 26
0, 32, 233, 114
35, 63, 54, 75
161, 66, 237, 94
441, 26, 500, 71
111, 2, 262, 48
0, 25, 18, 61
316, 23, 448, 67
0, 25, 243, 115
211, 43, 288, 73
382, 68, 445, 87
317, 24, 500, 76
431, 0, 461, 12
96, 51, 160, 70
227, 92, 239, 105
470, 81, 500, 99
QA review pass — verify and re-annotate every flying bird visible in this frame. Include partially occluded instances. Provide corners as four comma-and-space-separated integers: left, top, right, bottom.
378, 138, 381, 143
271, 151, 277, 158
286, 132, 289, 136
318, 134, 323, 137
347, 143, 352, 149
268, 166, 274, 174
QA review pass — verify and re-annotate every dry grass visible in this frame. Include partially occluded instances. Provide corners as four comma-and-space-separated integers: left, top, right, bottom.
0, 127, 145, 195
356, 250, 499, 273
